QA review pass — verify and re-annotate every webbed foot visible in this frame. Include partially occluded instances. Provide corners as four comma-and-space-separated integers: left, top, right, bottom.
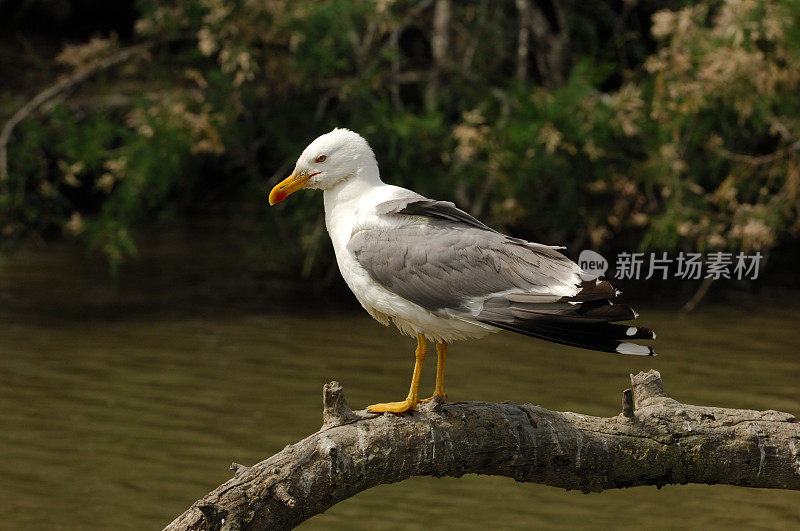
366, 399, 417, 415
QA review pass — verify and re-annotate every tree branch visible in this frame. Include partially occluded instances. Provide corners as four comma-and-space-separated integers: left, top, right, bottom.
515, 0, 531, 82
165, 371, 800, 530
0, 39, 166, 194
424, 0, 451, 112
681, 277, 714, 313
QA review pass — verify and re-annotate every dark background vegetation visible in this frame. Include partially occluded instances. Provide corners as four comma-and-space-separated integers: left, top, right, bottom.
2, 0, 800, 308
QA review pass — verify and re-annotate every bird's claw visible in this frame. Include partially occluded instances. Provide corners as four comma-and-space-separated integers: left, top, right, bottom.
418, 394, 446, 403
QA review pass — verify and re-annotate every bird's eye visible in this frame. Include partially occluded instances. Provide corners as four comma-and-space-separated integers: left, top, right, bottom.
315, 155, 327, 163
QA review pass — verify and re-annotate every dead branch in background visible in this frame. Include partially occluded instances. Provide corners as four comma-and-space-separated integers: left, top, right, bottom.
165, 370, 800, 530
514, 0, 569, 88
515, 0, 532, 81
425, 0, 452, 112
0, 42, 155, 196
681, 277, 714, 313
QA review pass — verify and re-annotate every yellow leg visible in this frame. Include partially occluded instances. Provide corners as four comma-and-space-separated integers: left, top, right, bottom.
421, 341, 448, 402
367, 334, 426, 414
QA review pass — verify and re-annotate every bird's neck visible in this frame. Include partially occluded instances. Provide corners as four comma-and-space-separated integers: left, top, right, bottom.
323, 163, 383, 245
323, 164, 383, 213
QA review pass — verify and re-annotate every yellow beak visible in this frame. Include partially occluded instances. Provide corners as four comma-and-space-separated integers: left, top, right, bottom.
268, 172, 311, 205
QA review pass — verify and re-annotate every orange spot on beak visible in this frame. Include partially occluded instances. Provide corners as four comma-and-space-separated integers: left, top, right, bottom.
268, 172, 312, 205
269, 189, 287, 204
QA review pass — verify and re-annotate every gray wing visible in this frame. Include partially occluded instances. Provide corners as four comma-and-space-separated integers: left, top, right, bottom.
347, 219, 580, 315
347, 198, 656, 355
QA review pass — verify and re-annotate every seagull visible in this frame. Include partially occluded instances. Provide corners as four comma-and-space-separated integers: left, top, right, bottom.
269, 128, 655, 414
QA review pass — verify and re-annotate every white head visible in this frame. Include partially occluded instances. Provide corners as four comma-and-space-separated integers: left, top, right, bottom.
269, 128, 378, 204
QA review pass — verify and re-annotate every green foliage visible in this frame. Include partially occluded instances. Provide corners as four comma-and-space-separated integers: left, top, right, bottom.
2, 0, 800, 273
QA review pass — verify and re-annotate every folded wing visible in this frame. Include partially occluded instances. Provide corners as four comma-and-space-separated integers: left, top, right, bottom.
348, 199, 655, 355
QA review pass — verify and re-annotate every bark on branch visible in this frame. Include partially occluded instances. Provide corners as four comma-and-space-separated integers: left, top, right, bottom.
165, 371, 800, 530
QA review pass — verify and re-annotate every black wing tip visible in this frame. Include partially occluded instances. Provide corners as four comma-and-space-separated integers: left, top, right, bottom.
621, 326, 657, 340
481, 318, 658, 356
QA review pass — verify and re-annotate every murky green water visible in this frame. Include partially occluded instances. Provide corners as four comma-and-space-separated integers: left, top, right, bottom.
1, 241, 799, 529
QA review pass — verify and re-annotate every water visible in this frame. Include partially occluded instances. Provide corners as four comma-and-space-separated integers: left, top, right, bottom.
1, 240, 799, 529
